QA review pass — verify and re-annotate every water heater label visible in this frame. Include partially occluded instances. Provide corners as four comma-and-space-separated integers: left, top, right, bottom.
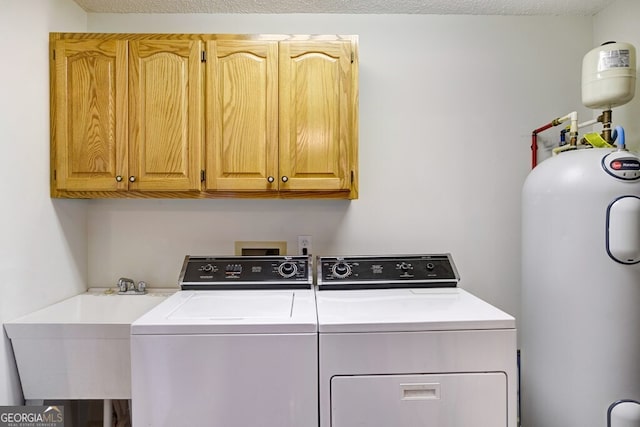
610, 159, 640, 170
598, 49, 631, 71
603, 153, 640, 180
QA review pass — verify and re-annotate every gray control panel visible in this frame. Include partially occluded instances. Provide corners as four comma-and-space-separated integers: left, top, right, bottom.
179, 255, 313, 290
316, 254, 460, 290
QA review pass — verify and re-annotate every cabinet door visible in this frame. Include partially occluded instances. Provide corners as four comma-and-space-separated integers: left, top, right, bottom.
205, 40, 278, 191
279, 41, 353, 191
129, 40, 203, 191
53, 39, 128, 191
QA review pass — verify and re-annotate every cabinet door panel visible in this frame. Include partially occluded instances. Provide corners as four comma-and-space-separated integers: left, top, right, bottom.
129, 40, 202, 191
54, 39, 127, 191
206, 40, 278, 191
279, 41, 352, 191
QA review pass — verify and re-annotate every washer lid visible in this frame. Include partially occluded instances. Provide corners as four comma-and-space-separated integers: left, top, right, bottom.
315, 288, 515, 333
132, 290, 317, 334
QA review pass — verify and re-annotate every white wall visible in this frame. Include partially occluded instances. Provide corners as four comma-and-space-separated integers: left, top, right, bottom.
594, 0, 640, 152
86, 13, 594, 323
0, 0, 87, 405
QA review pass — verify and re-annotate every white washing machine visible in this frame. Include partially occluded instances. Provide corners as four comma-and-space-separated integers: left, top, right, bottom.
315, 254, 517, 427
130, 255, 317, 427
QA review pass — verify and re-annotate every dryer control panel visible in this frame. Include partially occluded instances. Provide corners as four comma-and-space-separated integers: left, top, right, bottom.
179, 255, 312, 290
317, 254, 459, 290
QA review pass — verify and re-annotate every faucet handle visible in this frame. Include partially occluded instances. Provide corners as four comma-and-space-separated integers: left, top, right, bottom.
136, 281, 147, 293
117, 277, 134, 293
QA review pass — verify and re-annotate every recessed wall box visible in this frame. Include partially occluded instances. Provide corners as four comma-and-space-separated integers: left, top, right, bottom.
235, 241, 287, 256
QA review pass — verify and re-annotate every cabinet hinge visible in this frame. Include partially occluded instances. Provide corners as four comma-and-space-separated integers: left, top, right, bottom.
350, 170, 354, 183
201, 170, 206, 182
52, 49, 56, 60
53, 170, 57, 180
201, 51, 206, 63
350, 52, 354, 63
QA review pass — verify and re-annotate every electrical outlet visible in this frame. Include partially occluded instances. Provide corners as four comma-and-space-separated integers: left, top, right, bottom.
298, 235, 312, 256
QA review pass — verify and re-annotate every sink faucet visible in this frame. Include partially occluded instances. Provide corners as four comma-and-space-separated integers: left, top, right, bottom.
117, 278, 147, 295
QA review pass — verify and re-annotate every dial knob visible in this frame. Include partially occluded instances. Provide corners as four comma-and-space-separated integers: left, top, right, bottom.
426, 263, 435, 271
331, 262, 352, 279
202, 264, 214, 272
278, 261, 298, 278
398, 262, 413, 271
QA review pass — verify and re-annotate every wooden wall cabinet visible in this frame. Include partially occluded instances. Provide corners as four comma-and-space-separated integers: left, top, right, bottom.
50, 33, 358, 199
52, 36, 202, 195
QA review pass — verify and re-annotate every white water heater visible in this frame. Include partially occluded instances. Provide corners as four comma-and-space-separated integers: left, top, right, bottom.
521, 148, 640, 427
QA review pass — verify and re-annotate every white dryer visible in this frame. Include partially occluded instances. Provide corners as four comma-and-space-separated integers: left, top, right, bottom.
130, 255, 317, 427
315, 254, 517, 427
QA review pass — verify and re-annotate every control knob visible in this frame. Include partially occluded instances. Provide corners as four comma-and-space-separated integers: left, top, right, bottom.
331, 262, 352, 279
278, 261, 298, 278
398, 262, 413, 271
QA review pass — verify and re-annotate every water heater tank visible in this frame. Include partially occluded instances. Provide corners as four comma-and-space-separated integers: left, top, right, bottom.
521, 148, 640, 427
582, 41, 636, 109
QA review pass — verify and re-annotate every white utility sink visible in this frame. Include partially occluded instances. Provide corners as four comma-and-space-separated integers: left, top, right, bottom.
4, 290, 171, 400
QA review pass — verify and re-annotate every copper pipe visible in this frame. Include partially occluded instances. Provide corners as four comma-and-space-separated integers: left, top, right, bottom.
570, 135, 578, 146
598, 109, 613, 144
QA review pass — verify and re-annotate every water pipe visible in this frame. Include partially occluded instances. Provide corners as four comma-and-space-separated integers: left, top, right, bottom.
598, 109, 614, 143
578, 118, 599, 129
531, 111, 578, 168
531, 123, 553, 167
614, 126, 626, 149
560, 128, 567, 145
104, 399, 113, 427
560, 119, 599, 146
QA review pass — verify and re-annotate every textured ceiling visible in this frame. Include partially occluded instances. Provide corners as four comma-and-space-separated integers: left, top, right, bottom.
72, 0, 616, 15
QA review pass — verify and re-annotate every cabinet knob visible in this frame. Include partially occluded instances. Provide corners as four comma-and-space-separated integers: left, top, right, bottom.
267, 176, 275, 183
129, 176, 136, 182
281, 176, 289, 183
115, 175, 123, 182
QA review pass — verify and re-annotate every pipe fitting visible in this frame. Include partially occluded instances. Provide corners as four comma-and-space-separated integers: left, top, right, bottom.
599, 109, 614, 144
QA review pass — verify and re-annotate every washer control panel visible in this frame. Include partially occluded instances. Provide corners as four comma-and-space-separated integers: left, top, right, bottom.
179, 255, 312, 289
317, 254, 459, 290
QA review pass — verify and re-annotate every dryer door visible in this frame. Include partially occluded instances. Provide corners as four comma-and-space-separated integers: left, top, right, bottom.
331, 372, 507, 427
